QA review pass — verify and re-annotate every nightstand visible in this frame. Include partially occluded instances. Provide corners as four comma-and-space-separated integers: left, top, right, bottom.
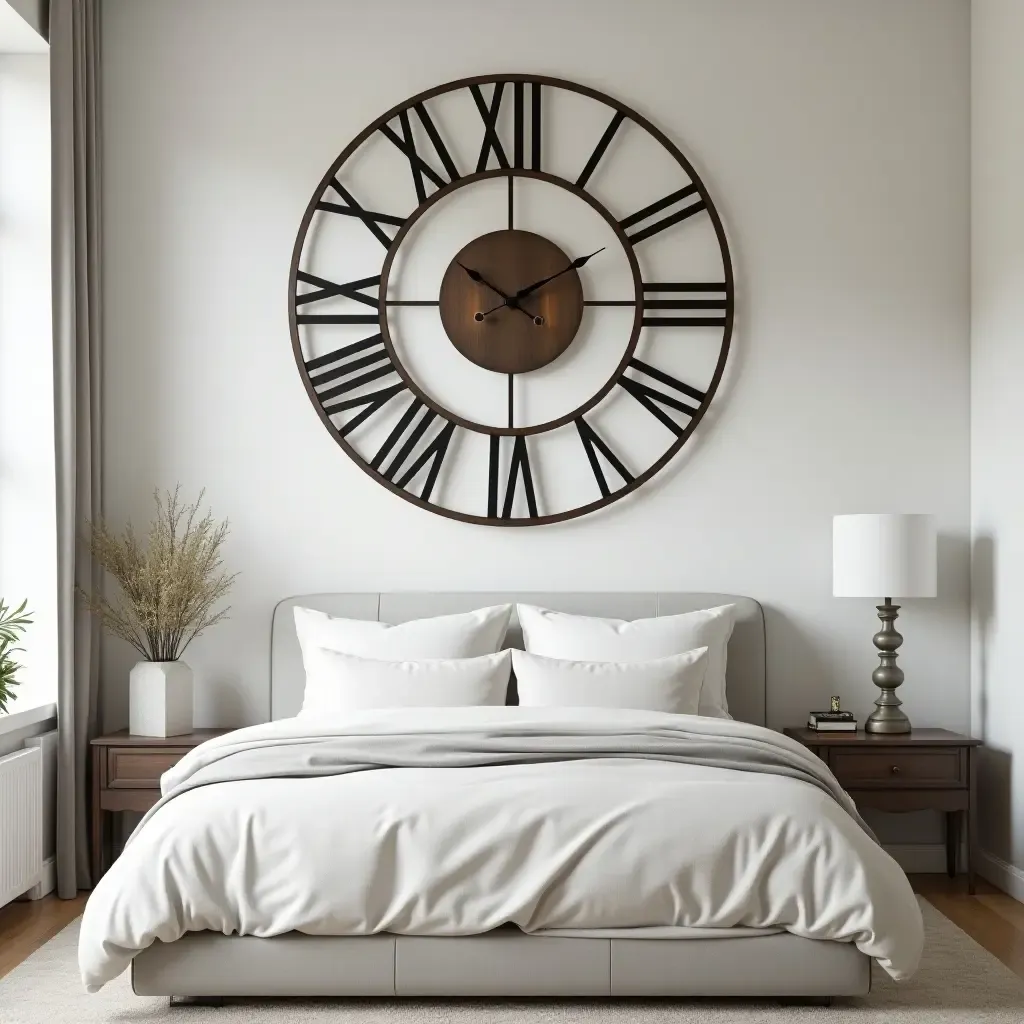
783, 727, 981, 893
90, 729, 230, 881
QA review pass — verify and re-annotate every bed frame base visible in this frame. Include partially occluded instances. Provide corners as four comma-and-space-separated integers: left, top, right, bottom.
136, 929, 870, 1001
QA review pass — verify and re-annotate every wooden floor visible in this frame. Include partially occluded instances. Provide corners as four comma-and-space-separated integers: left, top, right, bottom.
0, 877, 1022, 983
0, 891, 87, 980
912, 874, 1024, 979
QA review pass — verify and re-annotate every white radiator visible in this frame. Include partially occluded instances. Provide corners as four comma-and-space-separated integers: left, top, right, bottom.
0, 746, 43, 908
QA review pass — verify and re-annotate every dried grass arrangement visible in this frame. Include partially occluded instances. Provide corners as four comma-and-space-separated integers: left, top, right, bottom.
81, 488, 237, 663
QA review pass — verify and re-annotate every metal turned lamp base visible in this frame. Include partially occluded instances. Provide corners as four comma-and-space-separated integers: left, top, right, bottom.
865, 598, 911, 734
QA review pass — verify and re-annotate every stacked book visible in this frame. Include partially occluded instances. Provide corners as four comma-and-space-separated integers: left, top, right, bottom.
807, 711, 858, 732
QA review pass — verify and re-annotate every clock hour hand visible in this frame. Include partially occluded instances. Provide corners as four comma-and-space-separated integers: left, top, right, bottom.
514, 247, 606, 301
458, 261, 535, 323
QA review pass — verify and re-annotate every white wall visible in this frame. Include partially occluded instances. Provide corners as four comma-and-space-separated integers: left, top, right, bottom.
100, 0, 970, 758
0, 55, 56, 713
971, 0, 1024, 895
5, 0, 46, 43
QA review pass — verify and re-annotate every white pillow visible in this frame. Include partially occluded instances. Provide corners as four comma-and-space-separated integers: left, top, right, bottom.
300, 648, 512, 716
294, 604, 512, 669
512, 648, 707, 714
517, 603, 736, 718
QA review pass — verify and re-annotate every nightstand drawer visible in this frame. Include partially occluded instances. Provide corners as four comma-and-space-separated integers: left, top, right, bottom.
830, 747, 965, 789
107, 747, 189, 788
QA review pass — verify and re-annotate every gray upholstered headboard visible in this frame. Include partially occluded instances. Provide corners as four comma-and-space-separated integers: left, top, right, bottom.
271, 593, 766, 725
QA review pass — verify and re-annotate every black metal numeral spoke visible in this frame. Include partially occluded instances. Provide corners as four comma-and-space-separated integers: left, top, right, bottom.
487, 434, 539, 520
379, 109, 452, 203
487, 434, 500, 519
531, 82, 542, 171
470, 82, 510, 172
576, 418, 633, 499
316, 179, 405, 248
330, 383, 407, 432
513, 82, 525, 169
502, 435, 537, 519
296, 271, 380, 309
305, 335, 401, 409
619, 185, 705, 245
297, 314, 379, 325
305, 335, 388, 387
316, 362, 395, 404
641, 282, 728, 327
576, 111, 625, 189
370, 398, 424, 472
413, 102, 461, 184
618, 358, 707, 438
396, 419, 457, 502
511, 81, 542, 170
382, 407, 438, 482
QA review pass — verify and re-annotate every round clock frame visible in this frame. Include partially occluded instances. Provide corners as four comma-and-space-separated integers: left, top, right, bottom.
289, 73, 734, 527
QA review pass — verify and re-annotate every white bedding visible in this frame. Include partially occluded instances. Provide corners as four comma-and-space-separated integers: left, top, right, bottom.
79, 707, 923, 991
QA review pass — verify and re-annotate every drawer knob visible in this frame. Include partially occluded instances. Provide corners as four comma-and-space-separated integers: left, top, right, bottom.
890, 765, 901, 775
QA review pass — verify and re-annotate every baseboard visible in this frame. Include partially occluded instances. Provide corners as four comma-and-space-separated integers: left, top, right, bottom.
978, 850, 1024, 903
884, 843, 958, 874
23, 855, 55, 901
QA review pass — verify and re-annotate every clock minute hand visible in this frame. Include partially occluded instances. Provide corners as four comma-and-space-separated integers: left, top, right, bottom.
457, 261, 535, 323
514, 247, 606, 300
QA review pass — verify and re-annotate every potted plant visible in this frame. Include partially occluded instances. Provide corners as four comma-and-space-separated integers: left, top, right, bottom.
81, 488, 237, 737
0, 599, 32, 714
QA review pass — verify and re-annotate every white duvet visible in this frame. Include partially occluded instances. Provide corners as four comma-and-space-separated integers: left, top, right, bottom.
79, 707, 923, 991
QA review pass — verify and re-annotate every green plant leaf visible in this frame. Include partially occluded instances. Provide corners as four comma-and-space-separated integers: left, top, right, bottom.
0, 601, 30, 714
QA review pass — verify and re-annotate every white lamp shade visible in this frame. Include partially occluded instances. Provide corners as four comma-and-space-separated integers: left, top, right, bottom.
833, 514, 937, 598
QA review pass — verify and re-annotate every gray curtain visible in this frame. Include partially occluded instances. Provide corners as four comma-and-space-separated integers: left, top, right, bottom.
52, 0, 102, 898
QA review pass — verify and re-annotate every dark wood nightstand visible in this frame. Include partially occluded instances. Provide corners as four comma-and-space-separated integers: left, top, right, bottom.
90, 729, 230, 881
784, 727, 981, 893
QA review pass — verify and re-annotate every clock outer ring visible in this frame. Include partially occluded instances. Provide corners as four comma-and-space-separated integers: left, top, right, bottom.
288, 73, 735, 527
378, 168, 643, 437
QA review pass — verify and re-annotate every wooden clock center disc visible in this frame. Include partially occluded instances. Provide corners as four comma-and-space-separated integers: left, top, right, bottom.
439, 229, 585, 375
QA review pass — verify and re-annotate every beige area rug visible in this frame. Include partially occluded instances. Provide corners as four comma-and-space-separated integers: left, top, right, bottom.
1, 900, 1022, 1023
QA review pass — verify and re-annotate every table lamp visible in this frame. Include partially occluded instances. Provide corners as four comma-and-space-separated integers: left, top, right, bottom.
832, 513, 937, 734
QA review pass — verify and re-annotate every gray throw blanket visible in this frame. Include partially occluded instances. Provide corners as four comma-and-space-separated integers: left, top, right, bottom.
139, 709, 875, 841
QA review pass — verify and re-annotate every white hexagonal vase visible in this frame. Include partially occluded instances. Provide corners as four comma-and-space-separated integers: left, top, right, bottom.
129, 660, 193, 737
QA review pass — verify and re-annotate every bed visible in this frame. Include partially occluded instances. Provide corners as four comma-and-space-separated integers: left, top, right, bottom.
79, 593, 923, 1002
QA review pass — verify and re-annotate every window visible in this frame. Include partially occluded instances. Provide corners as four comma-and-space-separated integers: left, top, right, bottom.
0, 49, 56, 714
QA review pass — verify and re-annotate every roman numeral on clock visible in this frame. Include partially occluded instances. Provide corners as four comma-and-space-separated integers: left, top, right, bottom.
512, 81, 542, 170
488, 435, 538, 519
576, 111, 625, 188
619, 185, 706, 245
295, 271, 381, 324
618, 358, 707, 438
641, 282, 728, 328
316, 179, 406, 249
379, 104, 461, 204
296, 271, 380, 308
330, 383, 407, 437
304, 335, 397, 407
576, 417, 634, 498
470, 82, 510, 172
370, 399, 456, 501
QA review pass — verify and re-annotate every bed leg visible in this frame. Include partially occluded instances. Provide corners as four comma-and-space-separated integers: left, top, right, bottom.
779, 996, 833, 1007
169, 996, 226, 1007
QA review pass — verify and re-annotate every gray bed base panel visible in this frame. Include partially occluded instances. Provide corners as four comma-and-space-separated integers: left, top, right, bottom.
132, 930, 871, 998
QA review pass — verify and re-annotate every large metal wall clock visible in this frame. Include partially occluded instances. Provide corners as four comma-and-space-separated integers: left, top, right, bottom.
289, 74, 733, 526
